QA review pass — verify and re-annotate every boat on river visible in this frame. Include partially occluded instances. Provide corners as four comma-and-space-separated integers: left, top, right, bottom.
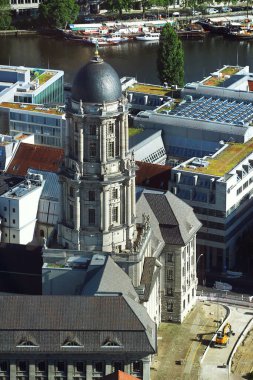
176, 24, 207, 39
224, 29, 253, 40
135, 32, 160, 41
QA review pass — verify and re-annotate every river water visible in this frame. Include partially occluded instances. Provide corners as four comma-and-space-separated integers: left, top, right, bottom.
0, 34, 253, 85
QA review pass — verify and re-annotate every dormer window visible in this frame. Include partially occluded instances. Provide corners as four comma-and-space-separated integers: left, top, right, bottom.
102, 338, 122, 348
17, 337, 39, 347
62, 337, 83, 347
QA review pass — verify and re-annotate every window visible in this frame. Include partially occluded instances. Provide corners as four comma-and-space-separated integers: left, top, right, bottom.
89, 190, 95, 201
167, 253, 173, 262
13, 235, 15, 239
93, 362, 104, 374
17, 361, 27, 372
112, 207, 118, 223
89, 125, 96, 135
69, 186, 74, 197
36, 361, 46, 372
55, 362, 65, 372
167, 302, 173, 312
88, 209, 95, 225
167, 269, 173, 280
3, 207, 6, 211
112, 362, 123, 372
70, 205, 74, 221
108, 141, 114, 158
75, 362, 85, 373
13, 219, 16, 224
112, 188, 118, 199
132, 361, 143, 374
40, 230, 45, 237
167, 287, 173, 296
0, 362, 8, 372
108, 122, 114, 134
89, 142, 96, 158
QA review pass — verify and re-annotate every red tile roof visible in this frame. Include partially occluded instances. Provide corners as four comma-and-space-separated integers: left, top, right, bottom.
103, 370, 139, 380
6, 143, 64, 176
135, 161, 171, 190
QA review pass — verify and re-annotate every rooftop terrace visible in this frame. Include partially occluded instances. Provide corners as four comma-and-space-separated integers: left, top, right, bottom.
180, 139, 253, 176
0, 102, 64, 116
202, 66, 241, 87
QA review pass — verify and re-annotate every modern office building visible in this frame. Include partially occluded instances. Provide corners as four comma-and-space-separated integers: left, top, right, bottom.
0, 102, 66, 147
0, 65, 64, 105
169, 139, 253, 273
133, 65, 253, 161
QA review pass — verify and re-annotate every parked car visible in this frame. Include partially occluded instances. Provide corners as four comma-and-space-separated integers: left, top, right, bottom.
206, 8, 219, 14
221, 6, 232, 12
192, 10, 202, 15
172, 11, 180, 17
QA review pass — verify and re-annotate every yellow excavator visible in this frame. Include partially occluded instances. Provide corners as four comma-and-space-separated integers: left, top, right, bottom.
214, 323, 233, 347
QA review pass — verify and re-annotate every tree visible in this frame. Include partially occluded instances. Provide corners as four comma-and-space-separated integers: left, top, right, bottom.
0, 0, 12, 30
157, 23, 184, 88
39, 0, 79, 29
106, 0, 133, 18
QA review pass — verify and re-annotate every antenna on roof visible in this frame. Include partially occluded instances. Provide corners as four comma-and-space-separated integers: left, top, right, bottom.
8, 55, 10, 66
236, 48, 239, 67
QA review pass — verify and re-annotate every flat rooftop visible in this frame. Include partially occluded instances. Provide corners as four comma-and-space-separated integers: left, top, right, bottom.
165, 96, 253, 126
2, 178, 43, 199
180, 139, 253, 176
0, 102, 64, 116
127, 83, 173, 97
202, 66, 241, 87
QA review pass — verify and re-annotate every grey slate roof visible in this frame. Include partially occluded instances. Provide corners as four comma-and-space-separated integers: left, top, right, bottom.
0, 295, 156, 354
140, 257, 158, 302
137, 191, 201, 246
129, 129, 160, 150
29, 169, 60, 200
81, 255, 139, 302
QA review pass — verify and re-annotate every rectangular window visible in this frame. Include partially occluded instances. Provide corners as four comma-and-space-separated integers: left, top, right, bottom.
132, 361, 143, 374
89, 125, 96, 135
36, 361, 46, 372
167, 253, 173, 262
70, 204, 74, 220
167, 302, 173, 312
4, 206, 7, 211
108, 141, 114, 158
17, 361, 27, 372
108, 122, 114, 134
89, 190, 95, 201
13, 219, 15, 224
112, 188, 118, 199
93, 362, 104, 373
12, 208, 15, 213
0, 361, 8, 372
88, 209, 95, 225
112, 206, 118, 223
112, 362, 123, 372
167, 269, 173, 280
55, 362, 65, 372
69, 186, 74, 197
75, 362, 85, 373
89, 142, 96, 158
167, 287, 173, 296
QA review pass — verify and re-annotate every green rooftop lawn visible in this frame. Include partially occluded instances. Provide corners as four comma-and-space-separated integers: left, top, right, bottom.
203, 67, 240, 87
183, 140, 253, 176
220, 66, 240, 76
37, 71, 55, 85
129, 83, 170, 96
129, 127, 143, 137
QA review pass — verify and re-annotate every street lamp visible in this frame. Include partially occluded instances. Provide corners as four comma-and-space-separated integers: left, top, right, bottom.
196, 253, 204, 266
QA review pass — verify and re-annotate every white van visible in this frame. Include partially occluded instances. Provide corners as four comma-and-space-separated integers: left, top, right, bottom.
206, 8, 219, 14
214, 281, 232, 291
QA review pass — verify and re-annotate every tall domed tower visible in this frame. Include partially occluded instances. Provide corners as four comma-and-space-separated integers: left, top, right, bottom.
58, 51, 136, 253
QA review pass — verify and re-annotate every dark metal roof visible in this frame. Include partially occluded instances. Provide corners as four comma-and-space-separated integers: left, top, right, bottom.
0, 295, 156, 354
135, 161, 171, 190
72, 57, 122, 104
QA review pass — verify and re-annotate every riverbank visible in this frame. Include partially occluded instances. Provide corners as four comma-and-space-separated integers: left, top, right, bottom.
0, 30, 38, 36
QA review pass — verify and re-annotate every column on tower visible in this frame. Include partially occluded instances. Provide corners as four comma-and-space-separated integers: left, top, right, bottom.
101, 121, 107, 164
102, 186, 110, 232
119, 114, 126, 159
126, 179, 131, 226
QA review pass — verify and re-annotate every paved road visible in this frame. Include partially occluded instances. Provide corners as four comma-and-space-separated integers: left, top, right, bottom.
200, 305, 253, 380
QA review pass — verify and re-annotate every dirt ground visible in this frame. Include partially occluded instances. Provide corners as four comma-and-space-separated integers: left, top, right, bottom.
231, 328, 253, 378
151, 300, 226, 380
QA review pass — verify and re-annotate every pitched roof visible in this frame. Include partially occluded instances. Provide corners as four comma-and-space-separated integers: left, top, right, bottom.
81, 255, 139, 301
103, 370, 139, 380
139, 191, 201, 245
135, 161, 171, 190
6, 143, 64, 176
140, 257, 159, 302
0, 295, 156, 354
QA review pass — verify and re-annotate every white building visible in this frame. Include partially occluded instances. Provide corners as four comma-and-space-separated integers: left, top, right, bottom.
10, 0, 41, 16
0, 172, 44, 244
170, 139, 253, 273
